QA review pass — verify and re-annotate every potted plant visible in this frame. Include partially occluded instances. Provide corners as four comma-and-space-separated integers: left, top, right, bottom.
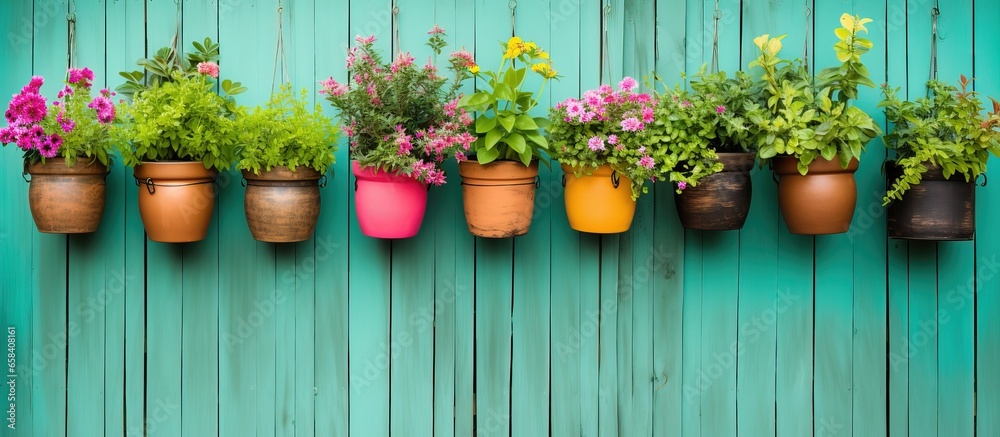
236, 84, 338, 243
114, 38, 247, 243
454, 36, 557, 238
880, 75, 1000, 240
321, 27, 470, 239
1, 67, 115, 233
749, 14, 881, 235
651, 68, 758, 231
547, 77, 671, 233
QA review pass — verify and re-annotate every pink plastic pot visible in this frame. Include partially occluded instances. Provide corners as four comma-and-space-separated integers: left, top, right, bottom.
352, 161, 428, 239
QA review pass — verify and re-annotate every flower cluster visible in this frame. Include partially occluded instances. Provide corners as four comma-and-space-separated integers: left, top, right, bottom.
197, 61, 220, 79
547, 77, 664, 199
321, 27, 470, 185
1, 67, 115, 166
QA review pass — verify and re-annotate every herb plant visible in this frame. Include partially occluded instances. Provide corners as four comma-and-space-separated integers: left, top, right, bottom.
880, 75, 1000, 204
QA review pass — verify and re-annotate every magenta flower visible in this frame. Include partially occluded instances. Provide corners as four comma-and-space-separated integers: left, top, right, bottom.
391, 52, 415, 73
607, 134, 618, 145
638, 156, 654, 170
428, 24, 445, 35
197, 62, 220, 79
621, 117, 643, 132
680, 100, 693, 109
455, 151, 467, 162
588, 136, 605, 151
618, 76, 638, 93
642, 107, 654, 123
565, 100, 584, 119
678, 181, 688, 190
355, 35, 377, 45
716, 105, 726, 114
67, 67, 94, 86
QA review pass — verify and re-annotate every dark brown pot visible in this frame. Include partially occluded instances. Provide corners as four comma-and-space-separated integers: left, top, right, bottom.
774, 156, 858, 235
243, 166, 323, 243
886, 162, 975, 240
459, 160, 538, 238
26, 157, 107, 233
133, 162, 217, 243
674, 152, 754, 230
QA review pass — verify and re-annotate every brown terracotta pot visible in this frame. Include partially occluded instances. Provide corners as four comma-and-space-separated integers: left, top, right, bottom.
133, 161, 217, 243
886, 162, 975, 240
459, 160, 538, 238
774, 156, 858, 235
243, 166, 323, 243
674, 152, 754, 230
26, 157, 107, 233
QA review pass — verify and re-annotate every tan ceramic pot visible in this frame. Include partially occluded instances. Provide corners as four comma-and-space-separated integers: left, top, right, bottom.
459, 160, 538, 238
26, 157, 107, 233
243, 166, 323, 243
774, 156, 858, 235
133, 162, 216, 243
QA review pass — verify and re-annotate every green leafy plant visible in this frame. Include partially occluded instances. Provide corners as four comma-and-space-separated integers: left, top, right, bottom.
547, 78, 666, 199
237, 84, 339, 175
456, 36, 557, 166
1, 67, 116, 167
321, 28, 473, 185
116, 38, 245, 102
880, 75, 1000, 204
749, 13, 881, 175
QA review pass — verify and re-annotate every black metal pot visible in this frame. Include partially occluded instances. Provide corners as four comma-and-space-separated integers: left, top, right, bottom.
674, 152, 755, 231
886, 162, 977, 240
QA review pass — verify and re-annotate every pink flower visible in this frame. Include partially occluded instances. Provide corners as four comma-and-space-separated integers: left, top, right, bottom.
621, 117, 643, 132
716, 105, 726, 114
642, 107, 654, 123
319, 77, 349, 96
197, 62, 220, 78
88, 95, 115, 124
565, 100, 584, 118
355, 35, 377, 45
680, 100, 693, 109
607, 134, 618, 145
67, 67, 94, 86
588, 136, 605, 151
598, 84, 613, 94
391, 52, 415, 73
638, 146, 646, 154
455, 151, 467, 162
638, 156, 654, 170
346, 47, 358, 68
618, 76, 638, 92
428, 24, 446, 35
678, 181, 688, 190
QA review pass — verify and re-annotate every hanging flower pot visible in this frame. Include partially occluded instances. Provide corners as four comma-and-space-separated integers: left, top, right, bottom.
886, 162, 976, 240
353, 161, 428, 239
25, 157, 107, 233
774, 156, 858, 235
562, 164, 637, 234
133, 162, 217, 243
243, 166, 325, 243
674, 152, 754, 231
459, 160, 538, 238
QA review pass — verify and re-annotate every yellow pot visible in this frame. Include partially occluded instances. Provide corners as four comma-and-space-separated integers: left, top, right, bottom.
562, 164, 637, 233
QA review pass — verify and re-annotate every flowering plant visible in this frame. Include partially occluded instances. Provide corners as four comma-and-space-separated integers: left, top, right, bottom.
546, 77, 666, 199
321, 26, 473, 185
114, 39, 247, 171
455, 36, 557, 166
1, 67, 116, 166
880, 76, 1000, 204
237, 83, 339, 175
749, 13, 881, 175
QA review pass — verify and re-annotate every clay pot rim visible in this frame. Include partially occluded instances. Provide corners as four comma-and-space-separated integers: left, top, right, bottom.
26, 156, 108, 176
242, 165, 323, 181
773, 156, 859, 176
352, 160, 426, 184
134, 161, 217, 180
459, 159, 539, 180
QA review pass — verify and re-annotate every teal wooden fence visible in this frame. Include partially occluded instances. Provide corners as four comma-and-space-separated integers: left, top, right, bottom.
1, 0, 998, 435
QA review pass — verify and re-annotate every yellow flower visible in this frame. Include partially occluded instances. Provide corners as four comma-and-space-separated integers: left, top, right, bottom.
536, 50, 550, 60
532, 62, 557, 79
469, 64, 480, 74
504, 36, 526, 59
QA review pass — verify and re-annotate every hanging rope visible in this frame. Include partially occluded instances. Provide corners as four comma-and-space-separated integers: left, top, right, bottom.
391, 0, 400, 56
710, 0, 721, 73
803, 5, 811, 74
271, 0, 290, 95
601, 2, 611, 83
509, 0, 517, 36
67, 0, 77, 68
929, 6, 940, 83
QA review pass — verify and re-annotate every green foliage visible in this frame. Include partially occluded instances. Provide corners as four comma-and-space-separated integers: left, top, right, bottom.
748, 13, 881, 175
880, 76, 1000, 204
236, 84, 339, 174
116, 37, 247, 105
686, 68, 760, 153
114, 73, 241, 171
457, 36, 557, 166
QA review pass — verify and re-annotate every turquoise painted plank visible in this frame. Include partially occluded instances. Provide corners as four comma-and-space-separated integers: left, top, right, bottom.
510, 2, 553, 435
545, 0, 585, 434
180, 2, 222, 436
598, 234, 620, 436
813, 2, 855, 436
0, 2, 36, 435
975, 1, 1000, 435
388, 5, 438, 436
650, 0, 685, 434
933, 0, 976, 434
275, 244, 296, 437
737, 1, 788, 435
30, 0, 70, 434
218, 0, 263, 434
312, 0, 350, 435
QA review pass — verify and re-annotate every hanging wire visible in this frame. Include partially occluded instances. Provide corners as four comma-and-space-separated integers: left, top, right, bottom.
391, 0, 400, 56
710, 0, 721, 73
929, 6, 940, 83
601, 2, 611, 83
509, 0, 517, 36
803, 5, 812, 74
271, 0, 290, 95
67, 0, 77, 68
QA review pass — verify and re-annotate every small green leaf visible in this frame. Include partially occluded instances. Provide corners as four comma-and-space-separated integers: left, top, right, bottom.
485, 129, 503, 149
499, 114, 515, 132
504, 133, 527, 153
476, 115, 497, 133
478, 146, 501, 164
514, 114, 538, 130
